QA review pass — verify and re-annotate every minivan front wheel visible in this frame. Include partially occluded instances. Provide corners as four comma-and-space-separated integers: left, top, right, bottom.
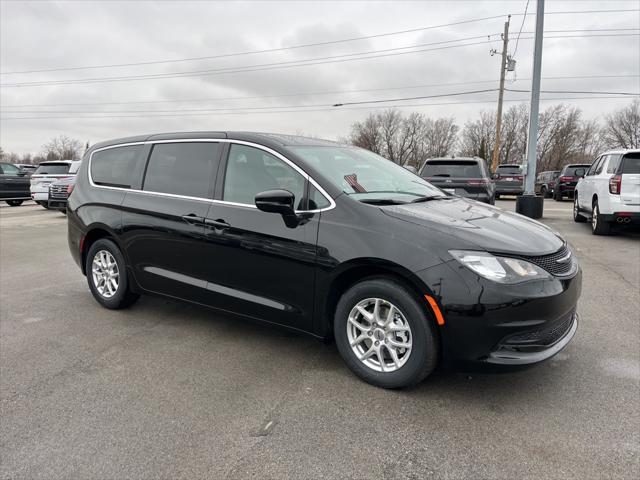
86, 239, 139, 309
334, 278, 438, 389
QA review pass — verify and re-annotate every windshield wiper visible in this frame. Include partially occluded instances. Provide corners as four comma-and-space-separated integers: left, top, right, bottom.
360, 198, 408, 205
410, 195, 448, 203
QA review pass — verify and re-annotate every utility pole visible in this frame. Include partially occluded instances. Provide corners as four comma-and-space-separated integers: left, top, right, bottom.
516, 0, 545, 219
490, 15, 510, 173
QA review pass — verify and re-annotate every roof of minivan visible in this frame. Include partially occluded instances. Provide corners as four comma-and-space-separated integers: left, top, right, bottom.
600, 149, 640, 155
86, 131, 347, 155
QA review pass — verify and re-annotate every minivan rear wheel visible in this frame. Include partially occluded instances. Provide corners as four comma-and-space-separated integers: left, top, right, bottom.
334, 278, 438, 389
86, 239, 139, 309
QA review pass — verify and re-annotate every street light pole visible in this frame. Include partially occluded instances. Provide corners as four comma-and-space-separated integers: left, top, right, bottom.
516, 0, 545, 219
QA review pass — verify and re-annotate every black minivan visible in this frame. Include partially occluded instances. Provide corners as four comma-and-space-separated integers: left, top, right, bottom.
68, 132, 581, 388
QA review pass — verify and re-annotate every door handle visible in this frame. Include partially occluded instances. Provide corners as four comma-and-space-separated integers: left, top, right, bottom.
181, 214, 205, 225
204, 218, 230, 229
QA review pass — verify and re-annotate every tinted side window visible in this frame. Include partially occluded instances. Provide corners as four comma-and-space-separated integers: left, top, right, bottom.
223, 144, 306, 208
309, 184, 331, 209
606, 154, 622, 173
594, 156, 607, 175
92, 145, 145, 187
143, 143, 220, 198
1, 163, 21, 176
621, 153, 640, 174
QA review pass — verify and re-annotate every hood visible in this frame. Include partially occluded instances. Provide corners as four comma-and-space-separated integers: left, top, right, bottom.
381, 197, 564, 256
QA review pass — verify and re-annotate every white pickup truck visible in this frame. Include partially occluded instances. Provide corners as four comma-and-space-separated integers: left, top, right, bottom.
30, 160, 81, 208
574, 149, 640, 235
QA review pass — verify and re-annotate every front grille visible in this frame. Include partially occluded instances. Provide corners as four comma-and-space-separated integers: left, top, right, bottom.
49, 185, 68, 200
504, 311, 575, 347
514, 244, 575, 276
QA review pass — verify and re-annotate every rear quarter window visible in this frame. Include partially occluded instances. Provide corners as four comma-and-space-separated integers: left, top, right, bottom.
91, 145, 146, 188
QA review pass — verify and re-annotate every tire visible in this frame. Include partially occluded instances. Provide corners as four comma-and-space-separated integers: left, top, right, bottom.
591, 200, 611, 235
36, 201, 50, 210
5, 200, 23, 206
573, 195, 587, 223
334, 278, 439, 389
540, 186, 548, 198
494, 193, 500, 200
554, 190, 563, 201
85, 238, 140, 309
489, 196, 495, 205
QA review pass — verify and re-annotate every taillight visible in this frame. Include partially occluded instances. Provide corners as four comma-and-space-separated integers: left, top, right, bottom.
515, 175, 523, 181
609, 174, 622, 194
467, 179, 489, 186
559, 176, 572, 182
67, 184, 75, 194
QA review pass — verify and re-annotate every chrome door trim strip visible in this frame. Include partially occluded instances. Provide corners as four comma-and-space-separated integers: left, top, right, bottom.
87, 138, 336, 213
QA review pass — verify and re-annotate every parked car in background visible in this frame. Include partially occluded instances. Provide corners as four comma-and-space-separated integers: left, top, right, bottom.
492, 164, 523, 198
48, 176, 76, 213
0, 162, 31, 206
574, 150, 640, 235
68, 132, 581, 389
554, 164, 590, 201
15, 164, 37, 176
30, 160, 80, 208
419, 157, 495, 204
535, 170, 561, 198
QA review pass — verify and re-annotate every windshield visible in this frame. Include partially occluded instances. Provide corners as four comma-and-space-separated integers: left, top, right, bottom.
290, 146, 443, 202
497, 165, 522, 175
34, 163, 70, 175
421, 160, 482, 178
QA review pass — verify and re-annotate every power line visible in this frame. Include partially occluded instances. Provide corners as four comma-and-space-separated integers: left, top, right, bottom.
0, 36, 497, 88
1, 32, 636, 89
512, 0, 530, 58
3, 74, 637, 109
1, 96, 634, 121
2, 8, 636, 76
0, 14, 509, 75
506, 88, 639, 96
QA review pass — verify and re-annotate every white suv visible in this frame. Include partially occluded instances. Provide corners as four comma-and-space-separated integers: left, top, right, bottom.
574, 149, 640, 235
30, 160, 81, 208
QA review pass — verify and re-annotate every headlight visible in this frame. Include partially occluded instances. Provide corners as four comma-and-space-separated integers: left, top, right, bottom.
449, 250, 549, 284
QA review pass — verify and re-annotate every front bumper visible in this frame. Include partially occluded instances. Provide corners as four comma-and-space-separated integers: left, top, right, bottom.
48, 199, 68, 210
416, 261, 582, 371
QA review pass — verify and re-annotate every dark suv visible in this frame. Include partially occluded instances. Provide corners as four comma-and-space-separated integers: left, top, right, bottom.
535, 170, 561, 198
419, 157, 495, 204
554, 164, 590, 201
68, 132, 581, 389
493, 164, 524, 198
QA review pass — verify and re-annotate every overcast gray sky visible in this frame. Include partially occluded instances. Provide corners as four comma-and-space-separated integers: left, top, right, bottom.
1, 0, 639, 154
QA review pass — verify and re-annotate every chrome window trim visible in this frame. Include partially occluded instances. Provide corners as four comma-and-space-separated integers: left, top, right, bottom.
87, 138, 336, 213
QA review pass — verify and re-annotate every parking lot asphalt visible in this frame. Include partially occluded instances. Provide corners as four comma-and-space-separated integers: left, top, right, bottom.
1, 199, 639, 480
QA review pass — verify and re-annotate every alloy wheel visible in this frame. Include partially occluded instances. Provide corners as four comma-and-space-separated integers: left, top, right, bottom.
592, 204, 598, 231
91, 250, 120, 298
347, 298, 412, 373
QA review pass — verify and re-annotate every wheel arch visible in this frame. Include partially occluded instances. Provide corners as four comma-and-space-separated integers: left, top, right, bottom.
80, 224, 124, 275
319, 258, 442, 337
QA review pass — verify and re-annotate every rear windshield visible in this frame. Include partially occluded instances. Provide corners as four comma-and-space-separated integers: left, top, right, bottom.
421, 161, 482, 178
33, 163, 70, 175
496, 165, 521, 175
621, 153, 640, 174
563, 166, 589, 176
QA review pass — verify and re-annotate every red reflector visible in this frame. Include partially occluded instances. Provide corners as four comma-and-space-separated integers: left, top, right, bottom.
616, 212, 633, 216
560, 176, 572, 182
516, 175, 523, 181
79, 235, 85, 254
67, 183, 75, 194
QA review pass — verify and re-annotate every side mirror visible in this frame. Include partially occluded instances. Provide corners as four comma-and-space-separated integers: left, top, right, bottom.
403, 165, 417, 174
490, 173, 499, 180
575, 168, 585, 178
255, 189, 301, 227
17, 170, 27, 176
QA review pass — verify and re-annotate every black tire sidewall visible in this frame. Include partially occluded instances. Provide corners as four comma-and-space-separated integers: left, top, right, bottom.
85, 239, 133, 309
334, 278, 438, 389
6, 200, 23, 206
591, 202, 610, 235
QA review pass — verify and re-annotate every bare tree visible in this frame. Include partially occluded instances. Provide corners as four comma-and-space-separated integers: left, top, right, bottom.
424, 117, 459, 158
601, 99, 639, 149
458, 110, 496, 161
349, 114, 382, 154
42, 135, 82, 161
